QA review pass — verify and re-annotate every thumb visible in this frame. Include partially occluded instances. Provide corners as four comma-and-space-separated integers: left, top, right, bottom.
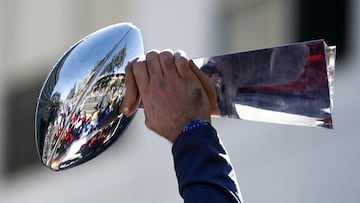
120, 59, 140, 117
189, 60, 220, 116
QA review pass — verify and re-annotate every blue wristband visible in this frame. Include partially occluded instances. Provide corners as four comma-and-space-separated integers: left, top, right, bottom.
182, 120, 210, 133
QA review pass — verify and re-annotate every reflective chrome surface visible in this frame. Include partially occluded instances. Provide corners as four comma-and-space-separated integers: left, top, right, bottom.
36, 23, 335, 171
193, 40, 335, 128
35, 23, 144, 170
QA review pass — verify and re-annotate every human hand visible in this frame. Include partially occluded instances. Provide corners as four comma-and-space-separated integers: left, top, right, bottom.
121, 50, 219, 142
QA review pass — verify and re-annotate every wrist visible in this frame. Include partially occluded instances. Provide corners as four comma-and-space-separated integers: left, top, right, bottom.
166, 119, 211, 143
182, 119, 210, 133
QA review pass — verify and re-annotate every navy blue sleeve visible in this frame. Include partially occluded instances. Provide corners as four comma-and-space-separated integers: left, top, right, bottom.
172, 124, 242, 203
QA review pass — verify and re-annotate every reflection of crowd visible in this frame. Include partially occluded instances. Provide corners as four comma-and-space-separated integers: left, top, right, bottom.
49, 74, 126, 169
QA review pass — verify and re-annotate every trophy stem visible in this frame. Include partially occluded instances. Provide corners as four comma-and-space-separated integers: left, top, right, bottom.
193, 40, 335, 128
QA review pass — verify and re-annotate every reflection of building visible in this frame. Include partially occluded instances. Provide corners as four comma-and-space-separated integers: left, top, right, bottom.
66, 83, 76, 100
82, 73, 126, 115
74, 70, 97, 99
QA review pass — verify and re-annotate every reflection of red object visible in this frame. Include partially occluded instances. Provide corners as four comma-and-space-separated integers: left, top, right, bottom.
100, 132, 106, 139
209, 73, 219, 79
88, 130, 107, 147
72, 115, 77, 123
322, 117, 333, 128
89, 137, 97, 147
62, 128, 74, 146
307, 53, 323, 61
237, 42, 328, 93
57, 127, 63, 137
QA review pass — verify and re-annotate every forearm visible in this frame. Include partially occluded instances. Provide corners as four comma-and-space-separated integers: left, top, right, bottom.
172, 124, 242, 203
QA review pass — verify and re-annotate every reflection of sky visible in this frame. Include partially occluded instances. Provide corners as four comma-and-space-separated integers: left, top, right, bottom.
235, 104, 325, 127
52, 24, 144, 101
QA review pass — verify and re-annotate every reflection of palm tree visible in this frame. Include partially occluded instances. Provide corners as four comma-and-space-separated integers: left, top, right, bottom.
103, 45, 127, 74
36, 53, 65, 156
48, 92, 61, 124
92, 44, 127, 75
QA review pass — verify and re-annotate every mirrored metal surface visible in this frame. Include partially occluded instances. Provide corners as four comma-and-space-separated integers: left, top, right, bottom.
193, 40, 335, 128
35, 23, 144, 170
36, 22, 335, 171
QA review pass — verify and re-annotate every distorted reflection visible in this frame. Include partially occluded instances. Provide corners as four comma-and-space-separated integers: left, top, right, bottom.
194, 40, 335, 128
35, 23, 144, 170
43, 73, 126, 170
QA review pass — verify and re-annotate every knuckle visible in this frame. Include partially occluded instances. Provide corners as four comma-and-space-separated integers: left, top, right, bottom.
132, 61, 145, 73
174, 53, 188, 68
146, 50, 159, 60
175, 57, 188, 70
159, 50, 173, 61
159, 51, 174, 68
175, 55, 187, 63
